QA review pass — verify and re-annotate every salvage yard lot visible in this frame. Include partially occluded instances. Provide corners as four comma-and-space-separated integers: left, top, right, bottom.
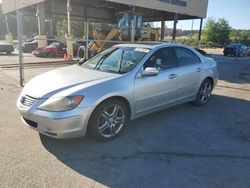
0, 54, 250, 188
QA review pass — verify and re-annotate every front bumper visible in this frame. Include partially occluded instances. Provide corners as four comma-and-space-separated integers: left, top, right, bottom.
17, 100, 94, 139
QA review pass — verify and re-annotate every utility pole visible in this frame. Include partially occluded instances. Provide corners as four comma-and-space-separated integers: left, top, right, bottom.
67, 0, 71, 36
191, 19, 194, 38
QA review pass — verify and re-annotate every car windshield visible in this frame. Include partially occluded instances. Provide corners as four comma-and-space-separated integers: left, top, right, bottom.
82, 47, 150, 74
228, 44, 241, 48
47, 42, 60, 48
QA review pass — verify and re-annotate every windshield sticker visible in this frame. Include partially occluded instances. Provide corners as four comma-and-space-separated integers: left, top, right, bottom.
134, 48, 150, 53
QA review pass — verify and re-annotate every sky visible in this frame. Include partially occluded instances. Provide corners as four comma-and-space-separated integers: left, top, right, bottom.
0, 0, 249, 30
165, 0, 250, 30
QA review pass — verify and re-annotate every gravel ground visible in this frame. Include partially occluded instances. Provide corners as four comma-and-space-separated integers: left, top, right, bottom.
0, 54, 249, 188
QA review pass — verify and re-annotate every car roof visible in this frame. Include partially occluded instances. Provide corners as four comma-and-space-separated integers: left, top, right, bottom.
0, 41, 11, 45
114, 43, 185, 49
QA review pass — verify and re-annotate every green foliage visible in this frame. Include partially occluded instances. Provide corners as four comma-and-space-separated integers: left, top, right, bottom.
230, 29, 250, 46
202, 18, 231, 47
176, 33, 200, 47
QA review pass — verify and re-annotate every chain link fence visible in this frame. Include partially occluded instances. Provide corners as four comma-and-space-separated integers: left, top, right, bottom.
1, 5, 163, 85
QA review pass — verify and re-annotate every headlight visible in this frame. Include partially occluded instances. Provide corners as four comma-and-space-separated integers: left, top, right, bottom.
37, 96, 83, 112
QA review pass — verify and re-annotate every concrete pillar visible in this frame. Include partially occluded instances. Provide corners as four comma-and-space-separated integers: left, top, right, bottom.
37, 2, 47, 48
172, 14, 178, 41
37, 3, 46, 35
5, 34, 13, 44
49, 18, 54, 36
131, 6, 136, 42
5, 15, 13, 44
198, 18, 203, 48
38, 35, 47, 48
66, 35, 73, 60
161, 20, 165, 40
66, 0, 73, 60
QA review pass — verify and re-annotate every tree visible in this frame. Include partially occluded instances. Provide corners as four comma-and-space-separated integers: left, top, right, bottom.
202, 18, 231, 47
229, 29, 250, 46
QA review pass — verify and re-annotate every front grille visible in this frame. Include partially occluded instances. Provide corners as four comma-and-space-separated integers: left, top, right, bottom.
20, 95, 38, 107
23, 117, 38, 128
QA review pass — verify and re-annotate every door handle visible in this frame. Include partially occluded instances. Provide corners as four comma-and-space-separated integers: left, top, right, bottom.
196, 68, 201, 72
169, 74, 177, 79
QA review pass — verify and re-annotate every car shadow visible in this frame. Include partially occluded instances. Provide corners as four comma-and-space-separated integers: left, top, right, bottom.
40, 94, 250, 187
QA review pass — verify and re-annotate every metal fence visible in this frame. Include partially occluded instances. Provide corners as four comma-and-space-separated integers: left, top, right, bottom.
8, 7, 163, 85
2, 1, 201, 87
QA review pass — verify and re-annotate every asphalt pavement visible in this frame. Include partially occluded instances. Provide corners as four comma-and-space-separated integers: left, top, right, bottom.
0, 53, 250, 188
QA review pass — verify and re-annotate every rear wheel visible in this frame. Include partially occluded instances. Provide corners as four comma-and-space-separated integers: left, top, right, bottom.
193, 79, 213, 106
89, 99, 129, 141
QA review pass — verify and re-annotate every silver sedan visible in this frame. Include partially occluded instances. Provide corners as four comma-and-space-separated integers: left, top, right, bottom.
17, 43, 218, 141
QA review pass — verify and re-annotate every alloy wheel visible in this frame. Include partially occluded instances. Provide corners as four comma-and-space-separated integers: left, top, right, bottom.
199, 81, 212, 104
97, 104, 125, 138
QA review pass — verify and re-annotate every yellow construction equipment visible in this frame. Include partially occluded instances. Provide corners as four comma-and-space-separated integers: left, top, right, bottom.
88, 12, 159, 56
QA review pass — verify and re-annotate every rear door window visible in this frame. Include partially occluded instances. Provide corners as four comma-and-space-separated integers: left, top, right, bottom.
175, 47, 201, 67
144, 47, 178, 71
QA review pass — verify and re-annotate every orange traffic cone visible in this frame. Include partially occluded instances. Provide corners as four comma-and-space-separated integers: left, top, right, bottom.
64, 52, 68, 61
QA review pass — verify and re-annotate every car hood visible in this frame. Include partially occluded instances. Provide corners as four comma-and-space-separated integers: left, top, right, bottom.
24, 41, 38, 45
35, 47, 61, 51
22, 65, 120, 98
0, 43, 11, 46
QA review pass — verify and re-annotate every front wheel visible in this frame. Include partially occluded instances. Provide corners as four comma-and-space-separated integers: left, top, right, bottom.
193, 79, 213, 106
89, 99, 129, 141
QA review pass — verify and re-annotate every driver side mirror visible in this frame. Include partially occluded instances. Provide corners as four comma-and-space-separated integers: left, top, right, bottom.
141, 67, 159, 77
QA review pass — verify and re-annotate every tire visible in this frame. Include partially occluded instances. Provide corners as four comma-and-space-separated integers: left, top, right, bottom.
193, 79, 213, 106
89, 99, 129, 141
224, 53, 228, 56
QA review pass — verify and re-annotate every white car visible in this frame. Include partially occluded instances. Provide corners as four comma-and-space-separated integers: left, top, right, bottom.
17, 43, 218, 141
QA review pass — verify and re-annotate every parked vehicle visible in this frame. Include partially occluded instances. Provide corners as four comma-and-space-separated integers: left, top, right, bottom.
32, 42, 66, 57
223, 44, 247, 57
17, 43, 218, 141
22, 36, 58, 53
0, 42, 14, 54
33, 42, 80, 58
